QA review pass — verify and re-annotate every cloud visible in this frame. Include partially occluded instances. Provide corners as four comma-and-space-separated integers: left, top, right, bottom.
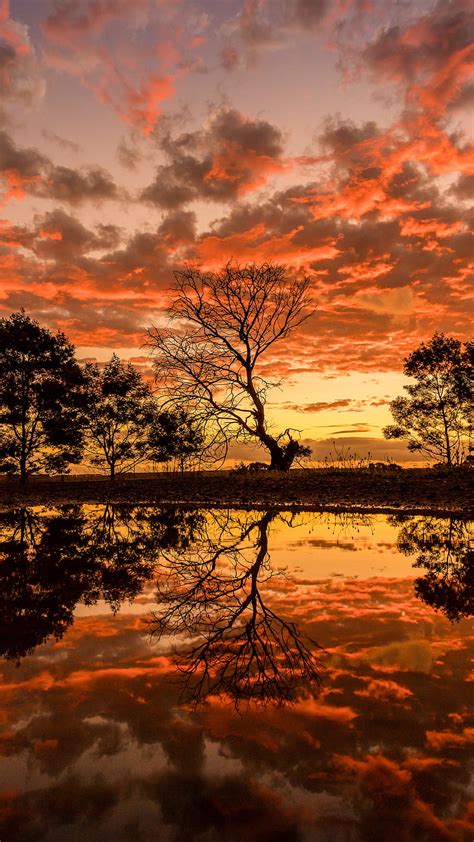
283, 398, 352, 412
41, 129, 82, 155
0, 206, 186, 346
41, 0, 204, 134
238, 0, 276, 48
157, 209, 197, 245
220, 44, 240, 72
14, 209, 122, 260
321, 424, 371, 434
281, 394, 390, 415
42, 0, 149, 40
0, 5, 45, 121
0, 129, 46, 199
290, 0, 329, 29
0, 0, 471, 376
116, 138, 142, 170
0, 130, 119, 205
141, 106, 286, 208
362, 0, 473, 104
42, 164, 119, 204
449, 173, 474, 201
113, 74, 176, 136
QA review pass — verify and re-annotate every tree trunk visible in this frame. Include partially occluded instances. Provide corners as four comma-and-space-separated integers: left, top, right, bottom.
20, 453, 27, 483
265, 437, 300, 471
20, 413, 27, 483
110, 461, 115, 480
439, 400, 452, 466
269, 447, 287, 471
444, 422, 452, 467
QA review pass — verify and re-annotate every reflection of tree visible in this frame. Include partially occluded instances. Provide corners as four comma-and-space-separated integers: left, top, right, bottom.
392, 515, 473, 621
0, 505, 203, 661
148, 510, 322, 706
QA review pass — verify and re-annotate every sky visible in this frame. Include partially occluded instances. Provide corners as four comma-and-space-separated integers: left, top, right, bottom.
0, 0, 472, 462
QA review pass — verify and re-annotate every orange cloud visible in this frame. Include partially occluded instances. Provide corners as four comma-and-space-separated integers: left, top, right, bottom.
197, 223, 339, 269
426, 728, 474, 751
121, 74, 176, 135
355, 678, 413, 702
204, 140, 288, 195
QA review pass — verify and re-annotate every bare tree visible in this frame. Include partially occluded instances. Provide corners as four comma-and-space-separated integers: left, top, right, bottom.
147, 263, 313, 470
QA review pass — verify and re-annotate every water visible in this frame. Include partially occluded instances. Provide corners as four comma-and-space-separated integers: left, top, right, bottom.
0, 506, 472, 841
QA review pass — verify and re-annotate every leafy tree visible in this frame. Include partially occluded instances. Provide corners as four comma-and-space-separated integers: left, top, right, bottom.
147, 263, 312, 471
383, 333, 473, 466
148, 408, 206, 472
0, 311, 87, 481
83, 354, 157, 478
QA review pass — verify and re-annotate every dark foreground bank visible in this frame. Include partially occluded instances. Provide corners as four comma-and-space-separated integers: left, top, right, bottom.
1, 467, 472, 515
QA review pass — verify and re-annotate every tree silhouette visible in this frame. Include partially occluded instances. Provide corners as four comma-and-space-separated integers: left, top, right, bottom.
392, 514, 473, 621
147, 509, 322, 706
147, 263, 313, 470
0, 507, 95, 660
0, 505, 203, 661
0, 311, 87, 481
148, 408, 206, 472
83, 354, 157, 478
383, 334, 473, 466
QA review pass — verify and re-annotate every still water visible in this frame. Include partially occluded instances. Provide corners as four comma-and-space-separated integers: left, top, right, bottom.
0, 506, 472, 841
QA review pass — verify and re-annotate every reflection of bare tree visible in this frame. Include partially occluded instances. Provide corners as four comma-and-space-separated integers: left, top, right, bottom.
148, 510, 322, 707
392, 515, 473, 621
322, 510, 374, 538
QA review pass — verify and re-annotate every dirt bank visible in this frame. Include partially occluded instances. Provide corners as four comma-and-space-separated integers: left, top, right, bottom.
1, 467, 472, 516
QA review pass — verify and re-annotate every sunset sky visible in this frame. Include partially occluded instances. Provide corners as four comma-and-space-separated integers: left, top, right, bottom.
0, 0, 472, 462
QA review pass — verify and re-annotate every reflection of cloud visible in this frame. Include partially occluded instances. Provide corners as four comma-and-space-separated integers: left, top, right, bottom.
288, 537, 357, 551
364, 640, 433, 673
0, 549, 473, 840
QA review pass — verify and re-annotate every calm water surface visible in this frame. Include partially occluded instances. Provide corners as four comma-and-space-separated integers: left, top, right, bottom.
0, 506, 472, 841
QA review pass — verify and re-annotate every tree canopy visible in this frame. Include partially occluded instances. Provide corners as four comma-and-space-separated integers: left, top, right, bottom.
0, 311, 87, 480
383, 333, 473, 466
83, 354, 157, 478
148, 407, 206, 472
147, 263, 312, 471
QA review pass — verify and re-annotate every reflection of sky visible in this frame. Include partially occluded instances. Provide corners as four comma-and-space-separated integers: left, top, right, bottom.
0, 509, 473, 840
269, 512, 412, 578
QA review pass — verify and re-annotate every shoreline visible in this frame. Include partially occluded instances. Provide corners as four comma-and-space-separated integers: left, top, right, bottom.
1, 468, 472, 517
